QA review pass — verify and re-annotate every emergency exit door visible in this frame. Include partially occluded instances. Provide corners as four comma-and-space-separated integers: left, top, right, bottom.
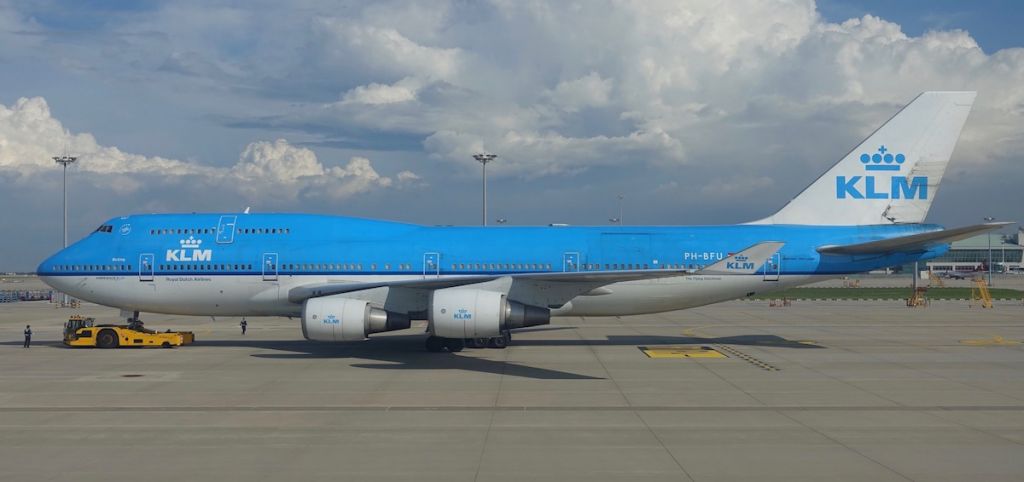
262, 253, 278, 281
763, 253, 781, 281
423, 252, 440, 277
216, 215, 237, 244
139, 253, 154, 282
563, 252, 580, 272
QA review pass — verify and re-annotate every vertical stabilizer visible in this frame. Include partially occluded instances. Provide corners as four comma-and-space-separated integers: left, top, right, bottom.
753, 91, 975, 225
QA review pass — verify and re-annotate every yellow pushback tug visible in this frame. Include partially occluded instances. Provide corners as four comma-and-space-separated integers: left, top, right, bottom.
63, 315, 195, 348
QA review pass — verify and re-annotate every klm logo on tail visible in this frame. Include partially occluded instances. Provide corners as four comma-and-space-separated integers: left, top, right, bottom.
836, 146, 927, 200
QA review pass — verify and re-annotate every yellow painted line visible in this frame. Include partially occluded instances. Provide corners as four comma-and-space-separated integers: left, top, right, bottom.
960, 336, 1021, 346
639, 346, 727, 359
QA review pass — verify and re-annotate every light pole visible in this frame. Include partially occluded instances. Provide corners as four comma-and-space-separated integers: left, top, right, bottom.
53, 155, 78, 306
53, 155, 78, 249
473, 154, 496, 226
984, 216, 995, 286
617, 194, 624, 225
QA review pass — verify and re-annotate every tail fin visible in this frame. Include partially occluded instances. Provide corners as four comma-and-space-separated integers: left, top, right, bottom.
753, 91, 976, 225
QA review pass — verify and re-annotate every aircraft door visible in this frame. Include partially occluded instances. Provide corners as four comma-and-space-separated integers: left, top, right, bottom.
763, 253, 780, 281
563, 252, 580, 272
262, 253, 278, 281
216, 215, 237, 244
423, 252, 440, 278
139, 253, 154, 282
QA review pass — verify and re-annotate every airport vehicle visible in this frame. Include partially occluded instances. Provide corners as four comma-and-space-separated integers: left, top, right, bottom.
37, 92, 1009, 352
63, 315, 194, 348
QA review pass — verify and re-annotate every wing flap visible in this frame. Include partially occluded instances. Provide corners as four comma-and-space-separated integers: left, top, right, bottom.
817, 222, 1012, 255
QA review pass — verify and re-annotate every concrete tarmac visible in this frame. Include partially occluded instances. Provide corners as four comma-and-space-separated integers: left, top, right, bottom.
2, 298, 1024, 481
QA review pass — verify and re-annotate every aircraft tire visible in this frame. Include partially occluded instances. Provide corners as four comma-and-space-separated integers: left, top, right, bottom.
96, 330, 119, 349
444, 338, 465, 352
466, 338, 489, 348
425, 336, 445, 352
488, 332, 509, 349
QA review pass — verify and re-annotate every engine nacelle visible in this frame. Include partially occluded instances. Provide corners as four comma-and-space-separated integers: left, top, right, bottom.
302, 297, 410, 342
430, 289, 550, 338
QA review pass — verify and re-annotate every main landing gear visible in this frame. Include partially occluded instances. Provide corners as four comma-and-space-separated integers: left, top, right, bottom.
425, 331, 511, 352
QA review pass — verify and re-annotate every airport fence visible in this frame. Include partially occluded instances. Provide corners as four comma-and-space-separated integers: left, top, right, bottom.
0, 290, 54, 303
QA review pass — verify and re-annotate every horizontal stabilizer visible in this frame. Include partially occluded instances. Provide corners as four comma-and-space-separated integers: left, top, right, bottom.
697, 242, 785, 275
817, 222, 1013, 255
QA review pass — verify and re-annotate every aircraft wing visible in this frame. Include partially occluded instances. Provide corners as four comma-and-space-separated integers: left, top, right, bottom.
287, 241, 785, 304
287, 270, 687, 303
817, 222, 1012, 255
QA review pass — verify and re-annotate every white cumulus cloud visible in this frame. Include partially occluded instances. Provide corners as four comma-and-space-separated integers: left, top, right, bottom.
0, 97, 216, 177
340, 77, 423, 105
0, 97, 411, 202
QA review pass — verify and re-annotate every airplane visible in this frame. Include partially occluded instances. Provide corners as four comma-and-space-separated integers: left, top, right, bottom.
36, 91, 1010, 352
940, 265, 988, 280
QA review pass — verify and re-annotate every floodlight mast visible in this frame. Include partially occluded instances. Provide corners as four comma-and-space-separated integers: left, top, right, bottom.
984, 216, 996, 287
473, 154, 497, 226
53, 155, 78, 306
53, 155, 78, 250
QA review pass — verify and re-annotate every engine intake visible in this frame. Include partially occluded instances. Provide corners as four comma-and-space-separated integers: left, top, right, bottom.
430, 288, 550, 338
302, 296, 410, 342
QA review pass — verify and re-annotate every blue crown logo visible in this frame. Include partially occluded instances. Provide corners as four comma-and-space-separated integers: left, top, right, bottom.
859, 145, 905, 171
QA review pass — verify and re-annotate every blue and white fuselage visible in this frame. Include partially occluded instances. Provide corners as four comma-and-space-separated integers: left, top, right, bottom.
37, 214, 947, 317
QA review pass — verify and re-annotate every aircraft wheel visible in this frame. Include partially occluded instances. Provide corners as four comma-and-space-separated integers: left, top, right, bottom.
488, 332, 510, 349
444, 338, 465, 352
467, 338, 489, 348
96, 330, 119, 349
425, 336, 445, 352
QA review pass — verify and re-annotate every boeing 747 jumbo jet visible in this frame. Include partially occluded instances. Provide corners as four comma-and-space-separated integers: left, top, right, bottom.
37, 92, 1006, 352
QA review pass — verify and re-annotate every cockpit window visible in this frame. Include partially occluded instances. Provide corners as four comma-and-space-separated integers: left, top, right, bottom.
94, 225, 113, 233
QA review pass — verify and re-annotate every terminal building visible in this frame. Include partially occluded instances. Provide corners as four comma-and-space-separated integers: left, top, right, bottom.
924, 227, 1024, 273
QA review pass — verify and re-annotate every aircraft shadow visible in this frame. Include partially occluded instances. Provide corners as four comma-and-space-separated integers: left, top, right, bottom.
511, 334, 824, 349
2, 330, 821, 380
200, 335, 604, 380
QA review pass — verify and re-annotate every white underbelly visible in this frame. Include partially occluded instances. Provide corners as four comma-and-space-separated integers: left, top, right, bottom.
41, 273, 831, 318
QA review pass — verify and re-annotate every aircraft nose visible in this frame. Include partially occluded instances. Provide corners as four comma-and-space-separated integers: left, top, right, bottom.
36, 248, 68, 290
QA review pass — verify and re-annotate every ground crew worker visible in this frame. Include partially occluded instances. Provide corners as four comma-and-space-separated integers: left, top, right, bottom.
240, 319, 247, 335
23, 325, 32, 348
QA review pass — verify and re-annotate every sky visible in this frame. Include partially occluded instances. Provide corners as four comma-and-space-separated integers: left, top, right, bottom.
1, 0, 1023, 271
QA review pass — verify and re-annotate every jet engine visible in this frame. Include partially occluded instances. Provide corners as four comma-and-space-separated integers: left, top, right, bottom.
430, 288, 550, 338
302, 296, 410, 342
